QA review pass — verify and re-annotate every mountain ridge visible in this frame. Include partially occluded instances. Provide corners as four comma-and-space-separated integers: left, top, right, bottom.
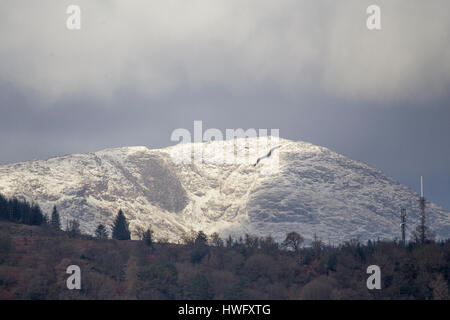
0, 137, 448, 243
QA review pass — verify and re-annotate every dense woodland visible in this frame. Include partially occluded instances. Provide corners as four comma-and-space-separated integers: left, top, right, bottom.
0, 193, 448, 300
0, 193, 46, 226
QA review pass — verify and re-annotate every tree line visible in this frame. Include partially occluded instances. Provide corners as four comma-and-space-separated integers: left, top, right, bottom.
0, 191, 440, 248
0, 192, 448, 300
0, 193, 138, 241
0, 194, 45, 226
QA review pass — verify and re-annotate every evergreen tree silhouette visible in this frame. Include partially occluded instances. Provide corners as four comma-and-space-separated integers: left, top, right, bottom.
95, 224, 109, 239
142, 228, 153, 247
112, 209, 131, 240
51, 206, 61, 230
0, 193, 43, 226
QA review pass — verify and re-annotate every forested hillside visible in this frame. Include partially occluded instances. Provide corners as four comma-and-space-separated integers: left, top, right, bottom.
0, 218, 448, 300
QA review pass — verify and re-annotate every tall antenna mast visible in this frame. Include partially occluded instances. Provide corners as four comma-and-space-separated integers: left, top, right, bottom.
419, 176, 426, 244
420, 176, 423, 197
400, 208, 406, 246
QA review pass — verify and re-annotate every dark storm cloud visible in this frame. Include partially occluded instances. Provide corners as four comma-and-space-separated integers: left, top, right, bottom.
0, 1, 449, 208
1, 0, 449, 103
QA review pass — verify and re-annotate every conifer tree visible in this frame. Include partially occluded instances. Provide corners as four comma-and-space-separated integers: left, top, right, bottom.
51, 206, 61, 230
142, 228, 153, 247
95, 224, 109, 239
195, 231, 208, 246
67, 219, 81, 238
0, 194, 8, 220
112, 209, 131, 240
29, 204, 44, 226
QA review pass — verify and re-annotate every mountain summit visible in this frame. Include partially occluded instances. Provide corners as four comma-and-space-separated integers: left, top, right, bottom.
0, 137, 448, 243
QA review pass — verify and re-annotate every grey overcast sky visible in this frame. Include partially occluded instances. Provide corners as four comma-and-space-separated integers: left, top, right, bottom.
1, 1, 449, 209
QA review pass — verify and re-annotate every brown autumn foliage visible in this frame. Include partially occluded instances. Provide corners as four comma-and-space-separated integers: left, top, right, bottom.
0, 220, 448, 300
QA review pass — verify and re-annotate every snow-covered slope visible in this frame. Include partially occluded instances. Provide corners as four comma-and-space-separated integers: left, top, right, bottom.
0, 137, 448, 243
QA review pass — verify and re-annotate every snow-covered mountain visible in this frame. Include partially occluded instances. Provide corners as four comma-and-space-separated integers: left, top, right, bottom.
0, 137, 448, 243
